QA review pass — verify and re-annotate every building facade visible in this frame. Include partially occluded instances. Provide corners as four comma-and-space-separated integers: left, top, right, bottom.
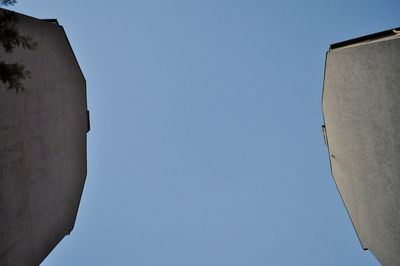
0, 9, 89, 265
322, 28, 400, 265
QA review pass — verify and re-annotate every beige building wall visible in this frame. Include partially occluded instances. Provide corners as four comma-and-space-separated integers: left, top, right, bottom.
323, 29, 400, 265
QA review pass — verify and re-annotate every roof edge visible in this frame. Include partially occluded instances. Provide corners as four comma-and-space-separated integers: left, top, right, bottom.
330, 27, 400, 50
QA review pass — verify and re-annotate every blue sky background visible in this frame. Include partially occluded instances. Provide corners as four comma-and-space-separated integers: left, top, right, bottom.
9, 1, 400, 265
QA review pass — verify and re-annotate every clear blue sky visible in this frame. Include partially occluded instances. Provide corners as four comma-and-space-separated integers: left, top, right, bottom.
10, 1, 400, 265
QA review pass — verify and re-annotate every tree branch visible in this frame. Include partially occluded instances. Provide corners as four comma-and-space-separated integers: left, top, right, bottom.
0, 4, 36, 92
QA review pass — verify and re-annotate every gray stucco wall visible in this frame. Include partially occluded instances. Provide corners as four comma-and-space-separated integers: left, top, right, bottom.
323, 34, 400, 265
0, 10, 88, 265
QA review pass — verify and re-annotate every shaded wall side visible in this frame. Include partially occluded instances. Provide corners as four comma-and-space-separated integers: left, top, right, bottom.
0, 13, 88, 265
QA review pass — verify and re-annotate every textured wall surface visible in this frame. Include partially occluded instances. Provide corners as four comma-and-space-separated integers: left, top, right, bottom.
323, 34, 400, 265
0, 10, 88, 266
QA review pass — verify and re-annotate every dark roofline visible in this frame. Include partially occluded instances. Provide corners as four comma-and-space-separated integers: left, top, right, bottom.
42, 18, 59, 25
330, 27, 400, 50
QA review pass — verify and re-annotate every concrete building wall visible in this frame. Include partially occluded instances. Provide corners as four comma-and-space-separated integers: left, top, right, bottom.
0, 10, 88, 265
323, 31, 400, 265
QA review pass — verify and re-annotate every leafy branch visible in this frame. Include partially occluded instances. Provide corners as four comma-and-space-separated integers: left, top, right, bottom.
1, 0, 17, 6
0, 0, 36, 92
